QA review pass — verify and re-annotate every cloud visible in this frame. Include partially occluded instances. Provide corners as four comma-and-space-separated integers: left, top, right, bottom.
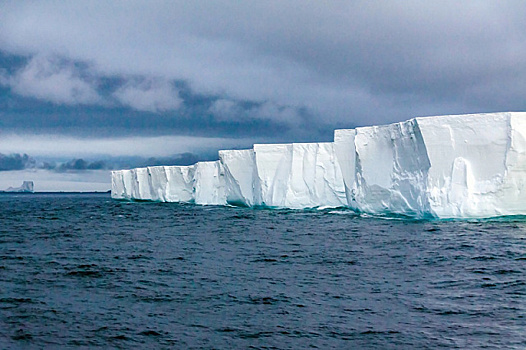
209, 99, 302, 124
135, 153, 204, 167
113, 78, 183, 112
0, 1, 525, 129
2, 1, 526, 191
0, 133, 258, 158
209, 99, 241, 120
1, 55, 101, 105
0, 69, 8, 85
0, 153, 35, 171
55, 158, 107, 172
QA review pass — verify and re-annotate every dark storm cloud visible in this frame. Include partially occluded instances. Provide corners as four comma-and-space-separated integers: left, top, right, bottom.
1, 0, 526, 138
134, 153, 209, 167
0, 153, 108, 172
54, 153, 213, 171
0, 153, 35, 171
0, 152, 214, 173
55, 159, 107, 172
0, 90, 312, 141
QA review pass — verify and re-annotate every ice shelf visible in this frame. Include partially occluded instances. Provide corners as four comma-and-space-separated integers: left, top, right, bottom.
111, 112, 526, 219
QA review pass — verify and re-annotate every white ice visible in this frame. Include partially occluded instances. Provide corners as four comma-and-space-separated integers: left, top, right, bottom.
111, 165, 195, 202
193, 161, 227, 205
219, 149, 258, 207
334, 112, 526, 218
111, 111, 526, 219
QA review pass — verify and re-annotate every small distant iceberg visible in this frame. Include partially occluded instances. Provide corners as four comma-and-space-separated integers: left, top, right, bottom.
111, 112, 526, 219
2, 181, 34, 193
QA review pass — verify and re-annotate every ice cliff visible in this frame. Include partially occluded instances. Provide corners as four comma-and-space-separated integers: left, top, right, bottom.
111, 112, 526, 219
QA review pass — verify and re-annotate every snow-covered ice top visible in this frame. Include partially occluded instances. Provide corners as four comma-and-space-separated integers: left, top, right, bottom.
111, 112, 526, 219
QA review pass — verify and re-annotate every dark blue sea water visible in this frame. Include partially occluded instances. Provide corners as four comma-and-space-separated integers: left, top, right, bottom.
0, 193, 525, 349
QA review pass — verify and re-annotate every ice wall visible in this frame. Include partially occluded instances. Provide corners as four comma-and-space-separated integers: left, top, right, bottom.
131, 167, 152, 200
193, 161, 227, 205
111, 170, 126, 199
335, 120, 431, 216
500, 114, 526, 215
334, 129, 357, 209
253, 144, 293, 207
354, 119, 431, 216
416, 112, 526, 218
286, 143, 346, 208
219, 149, 258, 207
253, 142, 346, 208
334, 112, 526, 218
113, 143, 346, 209
111, 166, 195, 202
111, 111, 526, 219
147, 166, 168, 201
164, 166, 195, 202
111, 169, 134, 200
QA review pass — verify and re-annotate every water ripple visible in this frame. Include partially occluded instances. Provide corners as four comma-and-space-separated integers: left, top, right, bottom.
0, 193, 525, 349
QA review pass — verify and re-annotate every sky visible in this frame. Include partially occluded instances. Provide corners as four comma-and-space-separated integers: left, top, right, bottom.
1, 1, 526, 191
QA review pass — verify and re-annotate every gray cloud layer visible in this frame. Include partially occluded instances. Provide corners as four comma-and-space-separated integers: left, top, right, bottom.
1, 1, 526, 135
0, 153, 35, 171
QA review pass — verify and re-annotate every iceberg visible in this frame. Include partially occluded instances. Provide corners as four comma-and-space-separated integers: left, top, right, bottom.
1, 181, 34, 193
111, 112, 526, 219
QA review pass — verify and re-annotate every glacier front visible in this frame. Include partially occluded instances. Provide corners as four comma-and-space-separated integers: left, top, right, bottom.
111, 112, 526, 219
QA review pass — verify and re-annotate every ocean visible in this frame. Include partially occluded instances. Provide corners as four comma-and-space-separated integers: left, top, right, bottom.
0, 193, 525, 349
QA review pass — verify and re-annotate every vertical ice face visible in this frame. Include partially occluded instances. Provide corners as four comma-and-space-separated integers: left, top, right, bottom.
253, 144, 293, 207
219, 149, 258, 207
252, 142, 346, 208
147, 166, 168, 201
164, 165, 195, 203
334, 113, 526, 218
111, 166, 195, 202
193, 161, 227, 205
336, 119, 431, 216
334, 129, 357, 209
285, 143, 347, 208
111, 170, 126, 199
391, 120, 432, 216
499, 113, 526, 214
416, 113, 511, 217
335, 115, 524, 218
119, 169, 134, 200
130, 167, 152, 200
